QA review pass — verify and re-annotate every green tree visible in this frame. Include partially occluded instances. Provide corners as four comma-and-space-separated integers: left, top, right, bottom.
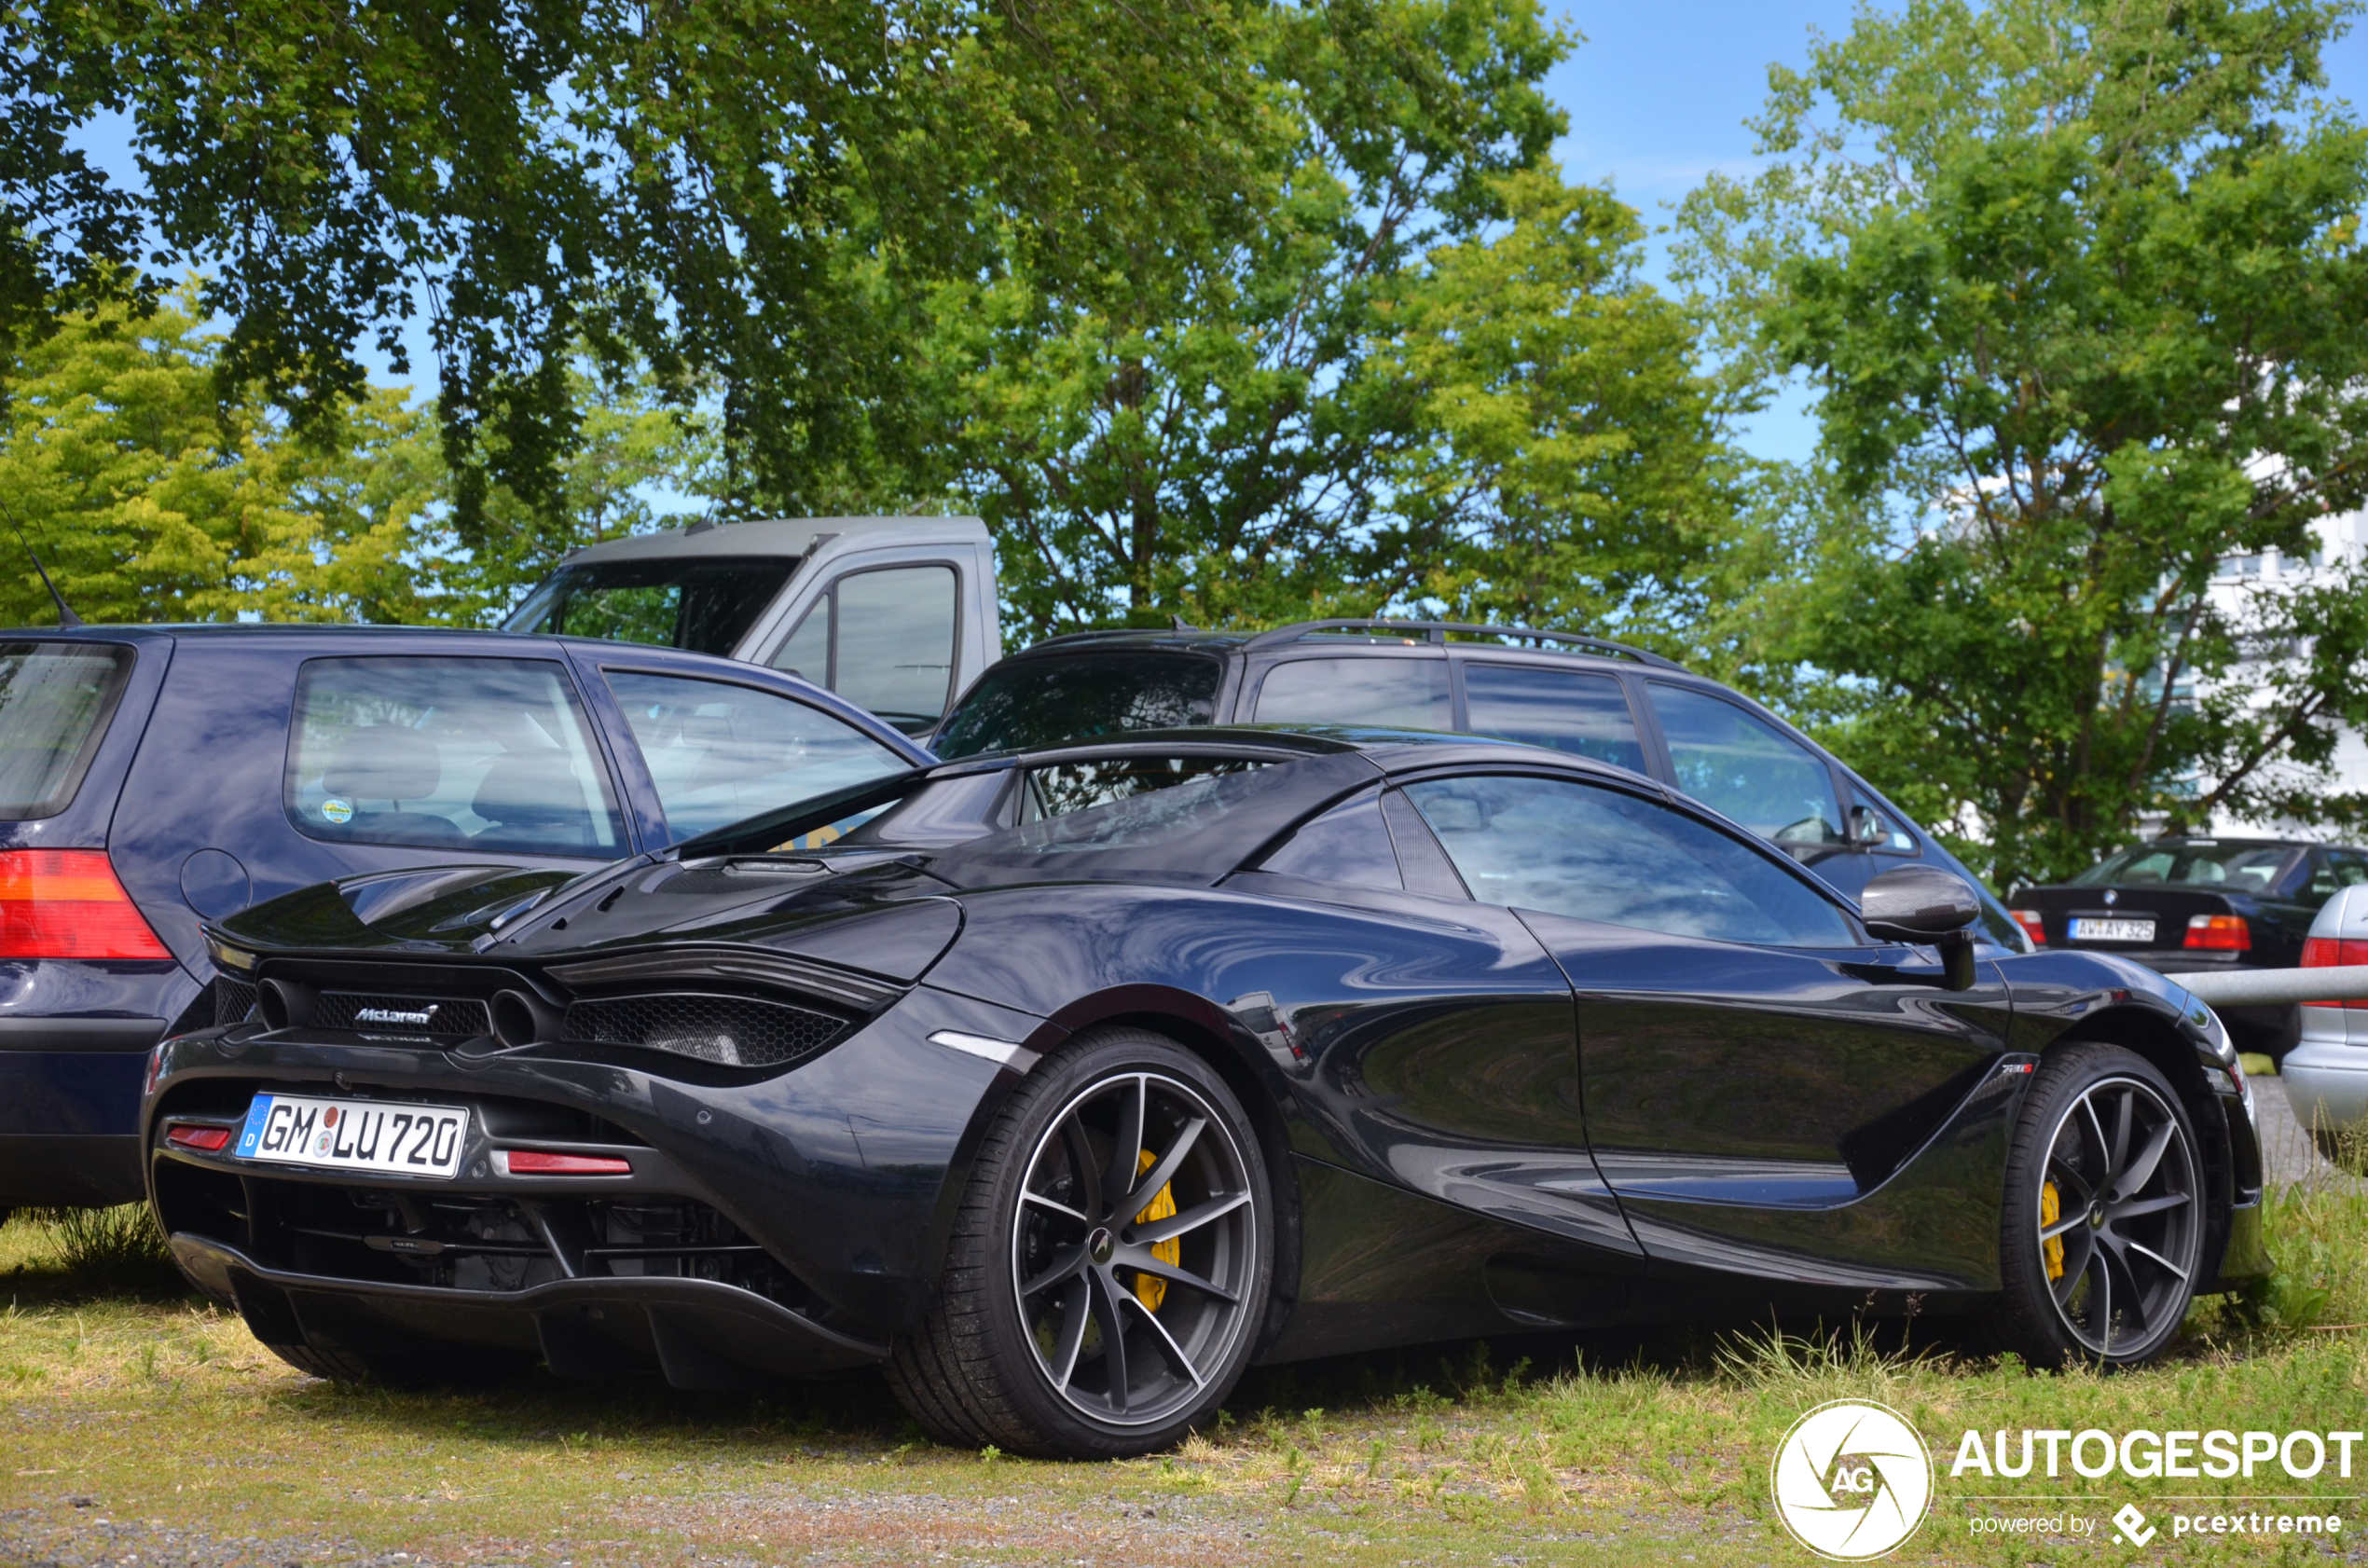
3, 0, 1273, 530
0, 284, 440, 625
1678, 0, 2368, 888
931, 0, 1576, 636
1375, 162, 1740, 649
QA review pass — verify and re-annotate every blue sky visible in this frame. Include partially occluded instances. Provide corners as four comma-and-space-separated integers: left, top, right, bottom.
1544, 2, 2368, 461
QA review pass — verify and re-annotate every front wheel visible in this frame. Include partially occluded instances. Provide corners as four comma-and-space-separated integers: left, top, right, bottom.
887, 1026, 1273, 1458
1989, 1043, 2207, 1368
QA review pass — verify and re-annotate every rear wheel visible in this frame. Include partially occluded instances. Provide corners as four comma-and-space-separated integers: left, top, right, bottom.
1990, 1043, 2205, 1368
887, 1026, 1273, 1458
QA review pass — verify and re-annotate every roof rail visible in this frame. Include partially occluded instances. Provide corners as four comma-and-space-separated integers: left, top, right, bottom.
1242, 618, 1687, 670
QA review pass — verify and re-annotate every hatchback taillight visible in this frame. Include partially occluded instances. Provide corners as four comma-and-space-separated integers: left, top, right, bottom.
2302, 934, 2368, 1008
0, 850, 170, 959
2183, 914, 2251, 952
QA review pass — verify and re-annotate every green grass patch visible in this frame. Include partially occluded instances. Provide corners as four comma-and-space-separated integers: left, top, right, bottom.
3, 1194, 2364, 1565
2239, 1052, 2278, 1079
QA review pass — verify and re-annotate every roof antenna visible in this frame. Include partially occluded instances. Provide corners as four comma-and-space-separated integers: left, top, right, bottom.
1170, 613, 1197, 632
0, 500, 81, 627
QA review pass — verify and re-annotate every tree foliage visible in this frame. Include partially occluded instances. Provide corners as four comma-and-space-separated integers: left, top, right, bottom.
941, 0, 1735, 641
0, 284, 438, 624
1679, 0, 2368, 887
1, 0, 1272, 530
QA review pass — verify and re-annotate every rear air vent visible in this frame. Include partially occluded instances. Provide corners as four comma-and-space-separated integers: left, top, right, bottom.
559, 993, 844, 1068
213, 976, 257, 1027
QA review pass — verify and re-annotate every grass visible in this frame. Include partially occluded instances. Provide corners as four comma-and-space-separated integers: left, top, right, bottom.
3, 1190, 2366, 1567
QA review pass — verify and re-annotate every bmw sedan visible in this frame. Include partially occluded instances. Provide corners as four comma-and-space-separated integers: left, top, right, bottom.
146, 729, 2266, 1458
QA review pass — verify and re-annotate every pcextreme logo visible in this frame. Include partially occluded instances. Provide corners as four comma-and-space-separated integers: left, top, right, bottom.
1770, 1400, 1934, 1561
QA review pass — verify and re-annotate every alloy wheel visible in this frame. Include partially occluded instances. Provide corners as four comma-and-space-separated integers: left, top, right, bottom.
2035, 1074, 2202, 1357
1010, 1070, 1259, 1427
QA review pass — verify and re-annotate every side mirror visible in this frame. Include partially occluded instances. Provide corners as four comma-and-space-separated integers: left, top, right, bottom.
1860, 864, 1982, 990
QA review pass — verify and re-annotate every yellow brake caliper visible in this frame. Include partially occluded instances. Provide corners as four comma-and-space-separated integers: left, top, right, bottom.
1134, 1148, 1179, 1311
2041, 1180, 2064, 1280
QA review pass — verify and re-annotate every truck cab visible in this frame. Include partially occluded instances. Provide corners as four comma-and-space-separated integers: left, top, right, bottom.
504, 515, 1001, 736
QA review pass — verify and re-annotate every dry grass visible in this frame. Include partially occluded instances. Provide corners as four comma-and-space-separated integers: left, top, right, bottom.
2, 1192, 2365, 1566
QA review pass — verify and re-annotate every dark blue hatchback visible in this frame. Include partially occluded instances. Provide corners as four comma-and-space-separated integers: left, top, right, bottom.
0, 625, 929, 1212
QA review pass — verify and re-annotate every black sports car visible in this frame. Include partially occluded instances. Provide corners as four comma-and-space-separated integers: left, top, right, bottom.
145, 729, 2268, 1458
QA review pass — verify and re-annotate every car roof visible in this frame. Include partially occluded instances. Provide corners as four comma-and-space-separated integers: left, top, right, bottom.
1015, 618, 1686, 670
553, 515, 987, 567
974, 722, 1650, 782
2128, 836, 2327, 851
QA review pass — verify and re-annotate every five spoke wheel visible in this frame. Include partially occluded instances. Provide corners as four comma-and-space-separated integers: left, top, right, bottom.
1012, 1070, 1259, 1426
2031, 1068, 2202, 1360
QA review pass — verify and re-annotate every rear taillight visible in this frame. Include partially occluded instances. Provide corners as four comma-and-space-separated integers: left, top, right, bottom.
502, 1149, 632, 1176
165, 1122, 231, 1151
2183, 914, 2251, 952
2009, 909, 2048, 947
2302, 935, 2368, 1008
0, 850, 170, 959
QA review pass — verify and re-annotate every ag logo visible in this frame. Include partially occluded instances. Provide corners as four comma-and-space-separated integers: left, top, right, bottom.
1770, 1399, 1933, 1560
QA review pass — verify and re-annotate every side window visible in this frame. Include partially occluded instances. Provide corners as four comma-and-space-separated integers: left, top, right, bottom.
1849, 784, 1918, 854
1648, 683, 1846, 848
1461, 664, 1645, 774
1253, 790, 1403, 891
287, 658, 625, 857
1402, 774, 1854, 947
604, 671, 910, 843
1254, 657, 1453, 730
769, 565, 958, 733
0, 642, 133, 818
2305, 850, 2368, 905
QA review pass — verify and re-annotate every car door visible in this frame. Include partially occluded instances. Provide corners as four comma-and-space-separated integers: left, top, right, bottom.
1218, 788, 1638, 1256
1397, 767, 2017, 1290
766, 561, 965, 735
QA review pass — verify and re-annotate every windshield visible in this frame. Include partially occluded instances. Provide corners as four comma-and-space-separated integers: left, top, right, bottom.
2071, 841, 2296, 891
505, 557, 795, 656
934, 653, 1222, 758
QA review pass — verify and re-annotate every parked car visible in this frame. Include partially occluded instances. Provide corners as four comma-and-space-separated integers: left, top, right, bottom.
502, 514, 1002, 735
0, 625, 927, 1217
932, 618, 2028, 945
2006, 835, 2368, 1062
150, 726, 2263, 1456
2281, 883, 2368, 1157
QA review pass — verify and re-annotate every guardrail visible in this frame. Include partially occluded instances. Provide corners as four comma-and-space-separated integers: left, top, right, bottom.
2163, 964, 2368, 1008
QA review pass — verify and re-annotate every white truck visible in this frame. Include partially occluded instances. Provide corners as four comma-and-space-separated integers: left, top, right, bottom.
503, 515, 1001, 736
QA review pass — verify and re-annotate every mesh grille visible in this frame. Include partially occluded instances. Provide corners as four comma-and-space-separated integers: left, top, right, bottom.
313, 991, 490, 1038
213, 976, 257, 1027
561, 993, 842, 1067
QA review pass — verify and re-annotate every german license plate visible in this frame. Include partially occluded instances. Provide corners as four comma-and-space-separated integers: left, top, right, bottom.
235, 1093, 469, 1179
2069, 917, 2155, 944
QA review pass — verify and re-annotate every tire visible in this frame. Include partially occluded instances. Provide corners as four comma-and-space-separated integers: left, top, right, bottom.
1989, 1042, 2207, 1368
886, 1025, 1273, 1459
